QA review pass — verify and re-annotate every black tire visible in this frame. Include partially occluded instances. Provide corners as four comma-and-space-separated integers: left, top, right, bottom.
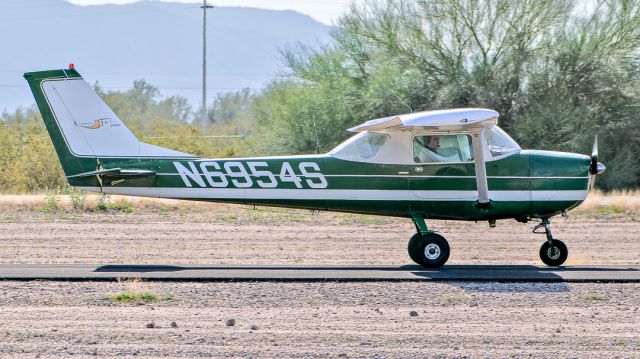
407, 232, 450, 268
407, 233, 423, 264
539, 239, 568, 266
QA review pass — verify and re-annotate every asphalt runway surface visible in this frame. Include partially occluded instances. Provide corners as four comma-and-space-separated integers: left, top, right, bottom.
1, 264, 639, 282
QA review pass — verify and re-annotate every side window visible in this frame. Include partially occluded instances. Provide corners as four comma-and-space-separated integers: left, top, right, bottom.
332, 132, 389, 160
413, 134, 473, 163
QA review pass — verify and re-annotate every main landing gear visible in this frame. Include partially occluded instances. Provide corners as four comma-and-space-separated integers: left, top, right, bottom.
407, 213, 450, 268
534, 218, 568, 266
407, 214, 569, 268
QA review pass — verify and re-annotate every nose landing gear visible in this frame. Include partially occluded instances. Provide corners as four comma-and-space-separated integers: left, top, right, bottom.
534, 218, 568, 266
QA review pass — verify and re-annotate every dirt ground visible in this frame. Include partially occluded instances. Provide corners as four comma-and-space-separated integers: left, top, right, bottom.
0, 203, 639, 357
0, 203, 638, 266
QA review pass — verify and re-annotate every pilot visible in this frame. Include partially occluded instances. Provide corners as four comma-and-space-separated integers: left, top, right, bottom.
416, 135, 443, 163
425, 136, 440, 151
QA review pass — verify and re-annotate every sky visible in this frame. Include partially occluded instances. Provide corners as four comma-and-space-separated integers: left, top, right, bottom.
0, 0, 337, 111
67, 0, 353, 25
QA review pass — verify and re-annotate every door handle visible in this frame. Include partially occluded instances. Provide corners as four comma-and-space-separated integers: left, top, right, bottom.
414, 166, 423, 173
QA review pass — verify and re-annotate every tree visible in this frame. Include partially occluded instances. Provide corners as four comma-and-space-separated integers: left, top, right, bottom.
0, 81, 245, 193
251, 0, 640, 189
207, 88, 255, 124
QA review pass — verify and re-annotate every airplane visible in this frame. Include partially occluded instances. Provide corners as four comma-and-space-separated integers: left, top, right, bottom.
24, 67, 606, 268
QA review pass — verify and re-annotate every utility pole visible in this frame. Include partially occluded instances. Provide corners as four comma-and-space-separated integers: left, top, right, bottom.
201, 0, 214, 127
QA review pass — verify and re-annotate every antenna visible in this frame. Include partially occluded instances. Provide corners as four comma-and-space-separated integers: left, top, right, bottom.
144, 129, 248, 141
312, 116, 321, 154
390, 89, 413, 113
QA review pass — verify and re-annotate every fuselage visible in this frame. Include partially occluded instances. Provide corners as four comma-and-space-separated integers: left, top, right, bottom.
23, 69, 593, 222
71, 149, 591, 221
23, 68, 605, 269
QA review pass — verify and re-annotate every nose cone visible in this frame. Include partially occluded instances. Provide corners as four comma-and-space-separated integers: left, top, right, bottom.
596, 162, 606, 175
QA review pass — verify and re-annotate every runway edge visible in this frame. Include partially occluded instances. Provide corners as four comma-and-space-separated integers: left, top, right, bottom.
1, 264, 640, 282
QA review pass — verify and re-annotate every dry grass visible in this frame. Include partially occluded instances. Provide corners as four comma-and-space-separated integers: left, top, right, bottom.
102, 278, 175, 303
576, 292, 609, 301
0, 189, 638, 214
0, 193, 221, 212
579, 189, 640, 213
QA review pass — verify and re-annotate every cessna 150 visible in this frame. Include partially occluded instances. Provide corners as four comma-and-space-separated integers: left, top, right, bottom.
24, 67, 606, 268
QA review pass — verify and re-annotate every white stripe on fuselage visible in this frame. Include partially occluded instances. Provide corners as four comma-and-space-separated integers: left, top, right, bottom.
154, 173, 589, 180
77, 187, 588, 202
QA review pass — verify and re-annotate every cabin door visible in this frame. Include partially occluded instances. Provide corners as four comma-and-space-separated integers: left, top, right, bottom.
409, 133, 477, 201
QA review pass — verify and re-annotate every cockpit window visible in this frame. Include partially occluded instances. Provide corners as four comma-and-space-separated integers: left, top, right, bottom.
331, 132, 389, 160
487, 127, 521, 157
413, 134, 473, 163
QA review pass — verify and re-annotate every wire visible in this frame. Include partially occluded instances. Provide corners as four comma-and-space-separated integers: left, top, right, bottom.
0, 84, 264, 91
0, 70, 289, 79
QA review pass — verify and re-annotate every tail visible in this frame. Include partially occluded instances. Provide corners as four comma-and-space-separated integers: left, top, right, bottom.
23, 68, 193, 186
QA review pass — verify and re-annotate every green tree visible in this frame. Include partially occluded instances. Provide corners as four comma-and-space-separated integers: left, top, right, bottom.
0, 108, 66, 193
97, 81, 246, 158
251, 0, 640, 189
207, 88, 255, 124
0, 81, 245, 193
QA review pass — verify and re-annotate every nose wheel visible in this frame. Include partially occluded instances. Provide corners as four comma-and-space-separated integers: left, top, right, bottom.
534, 219, 568, 266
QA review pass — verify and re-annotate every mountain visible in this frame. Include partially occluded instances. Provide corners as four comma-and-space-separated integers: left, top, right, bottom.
0, 0, 333, 112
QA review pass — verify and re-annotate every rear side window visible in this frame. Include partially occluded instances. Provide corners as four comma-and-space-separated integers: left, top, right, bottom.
413, 134, 473, 163
331, 132, 390, 160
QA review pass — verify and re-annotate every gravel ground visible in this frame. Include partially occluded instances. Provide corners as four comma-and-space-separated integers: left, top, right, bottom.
0, 281, 638, 358
0, 204, 639, 357
0, 204, 638, 266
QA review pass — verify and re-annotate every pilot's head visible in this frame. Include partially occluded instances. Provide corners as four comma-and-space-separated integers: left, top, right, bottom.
425, 136, 440, 151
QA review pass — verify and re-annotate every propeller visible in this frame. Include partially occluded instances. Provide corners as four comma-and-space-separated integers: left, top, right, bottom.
589, 135, 606, 190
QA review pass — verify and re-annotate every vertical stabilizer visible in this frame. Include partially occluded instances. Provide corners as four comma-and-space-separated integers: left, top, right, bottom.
24, 68, 193, 179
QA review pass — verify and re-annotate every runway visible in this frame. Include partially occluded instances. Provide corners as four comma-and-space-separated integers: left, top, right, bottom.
0, 264, 639, 282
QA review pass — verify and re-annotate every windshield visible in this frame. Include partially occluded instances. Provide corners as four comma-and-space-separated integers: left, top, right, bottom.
487, 127, 521, 157
330, 132, 390, 160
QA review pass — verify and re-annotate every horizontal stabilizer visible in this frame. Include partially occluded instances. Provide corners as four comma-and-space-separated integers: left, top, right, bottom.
67, 168, 156, 179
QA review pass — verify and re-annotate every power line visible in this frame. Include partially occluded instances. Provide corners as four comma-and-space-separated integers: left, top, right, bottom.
0, 84, 265, 91
0, 69, 287, 77
0, 8, 176, 22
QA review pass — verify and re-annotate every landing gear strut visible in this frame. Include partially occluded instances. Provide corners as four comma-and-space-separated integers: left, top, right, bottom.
407, 212, 450, 268
534, 218, 568, 266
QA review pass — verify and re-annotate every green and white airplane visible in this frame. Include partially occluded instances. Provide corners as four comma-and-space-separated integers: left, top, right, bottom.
24, 67, 606, 268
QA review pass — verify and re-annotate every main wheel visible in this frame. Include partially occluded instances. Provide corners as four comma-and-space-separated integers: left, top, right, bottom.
407, 232, 450, 268
407, 233, 423, 264
539, 239, 568, 266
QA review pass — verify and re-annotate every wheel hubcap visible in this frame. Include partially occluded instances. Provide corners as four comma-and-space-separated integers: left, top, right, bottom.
547, 246, 561, 260
424, 243, 441, 260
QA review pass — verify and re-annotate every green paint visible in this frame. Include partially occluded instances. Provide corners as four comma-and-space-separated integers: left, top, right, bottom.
24, 69, 593, 223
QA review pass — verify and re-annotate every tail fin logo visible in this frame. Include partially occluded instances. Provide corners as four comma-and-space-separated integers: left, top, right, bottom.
77, 118, 121, 129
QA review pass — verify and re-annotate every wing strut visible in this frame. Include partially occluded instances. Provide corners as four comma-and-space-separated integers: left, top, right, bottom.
471, 128, 491, 206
